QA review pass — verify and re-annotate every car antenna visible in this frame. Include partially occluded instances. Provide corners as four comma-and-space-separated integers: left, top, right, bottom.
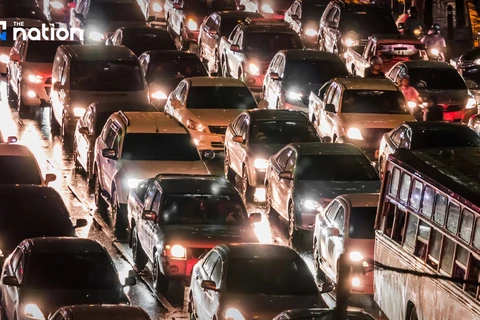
154, 118, 159, 133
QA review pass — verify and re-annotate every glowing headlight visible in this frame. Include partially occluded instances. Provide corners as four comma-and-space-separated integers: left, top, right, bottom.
287, 91, 302, 100
88, 30, 105, 41
344, 38, 355, 47
466, 97, 476, 109
27, 74, 44, 83
351, 277, 361, 287
24, 304, 45, 320
475, 58, 480, 65
305, 28, 317, 37
127, 178, 142, 188
248, 62, 260, 76
151, 90, 167, 99
187, 19, 198, 30
253, 158, 268, 169
186, 119, 205, 132
225, 308, 245, 320
73, 107, 86, 117
152, 2, 162, 12
50, 0, 64, 9
302, 199, 322, 211
407, 101, 417, 109
261, 4, 274, 13
165, 244, 186, 258
349, 251, 364, 262
0, 54, 9, 64
346, 127, 363, 140
413, 28, 421, 36
430, 48, 439, 55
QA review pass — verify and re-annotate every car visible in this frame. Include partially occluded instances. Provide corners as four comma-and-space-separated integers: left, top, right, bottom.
106, 27, 176, 56
0, 237, 136, 320
42, 0, 74, 23
6, 36, 80, 114
138, 50, 208, 109
73, 101, 158, 183
50, 45, 149, 138
0, 185, 88, 259
224, 109, 320, 202
265, 143, 380, 246
310, 77, 415, 161
0, 5, 50, 76
263, 49, 348, 111
451, 47, 480, 85
129, 175, 260, 299
70, 0, 146, 44
284, 0, 330, 49
136, 0, 166, 23
93, 111, 211, 238
0, 144, 56, 186
273, 308, 376, 319
50, 305, 152, 320
313, 193, 378, 295
198, 11, 263, 75
188, 243, 331, 320
0, 131, 17, 144
238, 0, 293, 19
164, 77, 261, 151
386, 60, 477, 122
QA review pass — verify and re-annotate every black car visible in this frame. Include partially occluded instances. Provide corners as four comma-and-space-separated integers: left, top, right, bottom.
138, 50, 208, 108
0, 185, 87, 258
451, 47, 480, 85
106, 27, 176, 56
0, 238, 136, 320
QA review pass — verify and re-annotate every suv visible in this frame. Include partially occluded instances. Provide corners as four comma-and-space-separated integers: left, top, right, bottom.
317, 1, 398, 55
93, 111, 210, 238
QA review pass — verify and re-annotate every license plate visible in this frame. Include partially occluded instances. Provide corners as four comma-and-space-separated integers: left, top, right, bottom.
375, 150, 379, 159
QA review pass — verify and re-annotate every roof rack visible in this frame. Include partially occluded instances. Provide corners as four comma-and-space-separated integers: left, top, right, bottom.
118, 111, 129, 126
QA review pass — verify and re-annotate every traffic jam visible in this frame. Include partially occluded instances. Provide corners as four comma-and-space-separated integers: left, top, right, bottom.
0, 0, 479, 319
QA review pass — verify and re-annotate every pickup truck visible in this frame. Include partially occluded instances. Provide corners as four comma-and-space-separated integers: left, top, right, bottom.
345, 34, 427, 77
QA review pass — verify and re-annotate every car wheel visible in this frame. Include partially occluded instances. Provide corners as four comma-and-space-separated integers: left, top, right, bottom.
288, 202, 301, 247
87, 166, 96, 192
224, 151, 236, 183
95, 174, 108, 214
132, 226, 148, 270
153, 252, 169, 294
241, 165, 254, 203
408, 305, 418, 320
111, 188, 128, 240
265, 183, 277, 217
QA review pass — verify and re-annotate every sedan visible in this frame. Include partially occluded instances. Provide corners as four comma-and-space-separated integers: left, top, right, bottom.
106, 27, 176, 56
1, 238, 136, 320
188, 244, 331, 320
50, 305, 151, 320
273, 308, 375, 319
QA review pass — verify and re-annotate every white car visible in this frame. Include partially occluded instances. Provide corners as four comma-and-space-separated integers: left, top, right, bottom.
164, 77, 261, 151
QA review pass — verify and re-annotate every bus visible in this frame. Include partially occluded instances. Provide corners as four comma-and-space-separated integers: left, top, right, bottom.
374, 147, 480, 320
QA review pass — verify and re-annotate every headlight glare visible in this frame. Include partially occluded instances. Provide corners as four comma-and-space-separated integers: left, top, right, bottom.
152, 2, 162, 12
248, 62, 260, 76
24, 304, 45, 320
27, 74, 44, 83
151, 90, 167, 99
344, 38, 355, 47
50, 0, 64, 9
127, 178, 142, 188
305, 28, 317, 36
0, 54, 9, 64
302, 199, 322, 211
351, 277, 361, 287
466, 97, 476, 109
346, 127, 363, 140
73, 107, 85, 117
261, 4, 274, 13
88, 30, 105, 41
225, 308, 245, 320
407, 101, 417, 109
475, 58, 480, 65
287, 91, 302, 100
349, 251, 364, 262
253, 158, 268, 169
187, 19, 198, 30
430, 48, 439, 55
186, 119, 205, 132
165, 244, 186, 258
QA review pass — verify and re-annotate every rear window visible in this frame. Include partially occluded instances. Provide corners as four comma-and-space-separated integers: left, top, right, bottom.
122, 32, 176, 56
341, 90, 409, 114
87, 2, 145, 21
377, 43, 425, 62
26, 40, 79, 63
409, 67, 466, 90
0, 155, 41, 185
348, 207, 377, 239
245, 32, 302, 52
249, 120, 319, 144
340, 9, 398, 37
187, 86, 257, 109
147, 55, 207, 81
411, 125, 480, 148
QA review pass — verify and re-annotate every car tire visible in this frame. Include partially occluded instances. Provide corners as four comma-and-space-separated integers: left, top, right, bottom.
132, 226, 148, 270
265, 182, 277, 217
153, 252, 169, 294
408, 305, 418, 320
241, 165, 254, 203
112, 188, 128, 240
95, 174, 108, 214
224, 151, 236, 183
288, 202, 301, 248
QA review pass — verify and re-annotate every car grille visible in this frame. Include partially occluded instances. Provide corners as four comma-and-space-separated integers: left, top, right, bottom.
361, 128, 391, 145
189, 248, 210, 258
211, 142, 224, 148
45, 77, 52, 84
209, 126, 227, 135
444, 105, 463, 112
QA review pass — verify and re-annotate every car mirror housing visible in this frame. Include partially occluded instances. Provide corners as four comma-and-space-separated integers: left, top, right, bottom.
142, 210, 157, 221
291, 14, 300, 21
53, 82, 64, 91
74, 218, 88, 229
124, 276, 137, 287
6, 136, 17, 143
78, 126, 89, 135
3, 276, 19, 287
147, 16, 156, 22
249, 212, 262, 223
9, 54, 20, 62
201, 279, 219, 291
237, 4, 246, 11
173, 3, 182, 9
326, 227, 340, 237
321, 136, 332, 143
278, 171, 293, 180
102, 148, 117, 159
232, 135, 244, 143
45, 173, 57, 185
258, 100, 268, 109
319, 280, 335, 293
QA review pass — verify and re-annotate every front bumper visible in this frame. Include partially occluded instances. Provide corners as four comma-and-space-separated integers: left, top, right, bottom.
161, 256, 199, 278
189, 129, 225, 151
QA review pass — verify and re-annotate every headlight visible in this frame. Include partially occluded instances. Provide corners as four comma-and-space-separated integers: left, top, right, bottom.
261, 4, 274, 13
248, 62, 260, 76
344, 38, 355, 47
305, 28, 317, 37
73, 107, 85, 117
301, 199, 322, 211
24, 304, 45, 320
430, 48, 439, 55
346, 127, 363, 140
27, 74, 44, 83
475, 58, 480, 65
413, 28, 421, 36
50, 0, 64, 9
351, 277, 361, 287
349, 251, 364, 262
225, 308, 245, 320
466, 97, 476, 109
186, 119, 205, 132
152, 2, 162, 12
0, 54, 9, 64
187, 19, 198, 30
253, 158, 268, 169
407, 101, 417, 109
151, 90, 167, 99
287, 91, 302, 100
164, 244, 186, 258
88, 30, 105, 41
127, 178, 142, 188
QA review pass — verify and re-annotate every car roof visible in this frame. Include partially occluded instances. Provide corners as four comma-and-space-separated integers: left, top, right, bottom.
335, 77, 397, 91
60, 45, 137, 61
402, 121, 471, 131
26, 237, 105, 254
0, 144, 34, 157
218, 243, 299, 260
338, 193, 380, 208
283, 49, 343, 62
402, 60, 453, 69
92, 102, 156, 113
188, 76, 246, 87
61, 305, 149, 320
246, 109, 310, 121
290, 142, 365, 156
148, 50, 199, 59
115, 112, 188, 134
156, 175, 238, 194
370, 34, 421, 43
215, 11, 263, 19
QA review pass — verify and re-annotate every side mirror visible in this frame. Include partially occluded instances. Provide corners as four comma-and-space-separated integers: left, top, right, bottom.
238, 4, 246, 11
9, 54, 20, 62
53, 82, 64, 91
232, 135, 245, 143
123, 276, 137, 287
201, 279, 219, 291
326, 227, 340, 237
202, 150, 215, 160
325, 103, 336, 113
249, 212, 262, 223
74, 218, 88, 228
141, 210, 157, 221
6, 136, 17, 143
230, 44, 240, 52
258, 100, 268, 109
321, 136, 332, 143
291, 14, 300, 21
269, 72, 281, 81
466, 79, 479, 90
319, 280, 335, 293
208, 29, 217, 35
279, 171, 293, 180
101, 148, 117, 159
3, 276, 19, 287
78, 126, 89, 135
147, 16, 156, 22
68, 2, 76, 8
173, 3, 182, 9
45, 173, 57, 185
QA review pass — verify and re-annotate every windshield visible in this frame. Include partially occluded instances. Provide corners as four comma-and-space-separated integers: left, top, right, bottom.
296, 155, 379, 181
245, 33, 302, 52
184, 0, 236, 11
341, 90, 409, 114
409, 67, 467, 90
377, 43, 425, 62
221, 17, 256, 37
348, 207, 377, 239
187, 86, 257, 109
71, 61, 144, 91
25, 40, 78, 63
26, 252, 121, 289
0, 156, 41, 185
226, 257, 318, 295
87, 2, 145, 21
159, 194, 247, 225
147, 55, 207, 82
122, 32, 176, 56
340, 10, 398, 36
249, 120, 319, 144
121, 133, 200, 161
411, 126, 480, 148
284, 60, 348, 84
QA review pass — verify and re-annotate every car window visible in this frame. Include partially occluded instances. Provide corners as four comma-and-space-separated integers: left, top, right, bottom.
331, 86, 341, 110
203, 251, 220, 277
277, 148, 293, 169
391, 127, 405, 146
112, 130, 122, 154
284, 152, 297, 172
399, 129, 411, 148
15, 253, 25, 282
233, 115, 246, 134
333, 206, 345, 232
325, 201, 340, 222
210, 259, 223, 284
151, 191, 162, 214
105, 125, 117, 147
10, 249, 22, 275
206, 16, 215, 29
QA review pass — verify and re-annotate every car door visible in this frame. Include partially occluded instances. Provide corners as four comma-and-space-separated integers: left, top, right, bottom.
384, 126, 406, 159
195, 252, 220, 319
270, 148, 293, 217
328, 85, 342, 138
319, 83, 336, 136
279, 151, 297, 217
3, 249, 22, 320
201, 15, 214, 59
148, 190, 163, 259
318, 200, 339, 262
203, 256, 223, 319
263, 54, 279, 105
228, 114, 247, 175
289, 2, 302, 34
204, 15, 219, 62
99, 123, 119, 191
167, 82, 186, 117
328, 204, 345, 272
138, 184, 157, 259
76, 108, 91, 167
8, 38, 23, 93
229, 30, 244, 78
270, 56, 285, 109
322, 6, 339, 52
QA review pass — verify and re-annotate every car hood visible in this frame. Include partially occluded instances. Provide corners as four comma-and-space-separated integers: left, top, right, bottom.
416, 88, 469, 105
69, 90, 148, 109
338, 113, 414, 129
23, 62, 53, 77
160, 224, 258, 247
149, 78, 183, 95
295, 180, 380, 199
284, 82, 325, 98
248, 143, 286, 159
119, 160, 209, 179
187, 109, 246, 126
245, 51, 276, 63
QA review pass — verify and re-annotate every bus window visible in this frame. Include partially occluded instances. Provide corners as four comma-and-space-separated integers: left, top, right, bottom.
389, 167, 400, 196
410, 180, 423, 211
466, 256, 480, 297
392, 209, 406, 244
447, 203, 460, 234
421, 186, 434, 218
399, 173, 412, 203
474, 217, 480, 249
404, 213, 418, 249
427, 229, 442, 269
414, 220, 430, 260
440, 237, 455, 274
459, 209, 474, 243
434, 194, 447, 226
453, 246, 468, 288
383, 202, 396, 236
